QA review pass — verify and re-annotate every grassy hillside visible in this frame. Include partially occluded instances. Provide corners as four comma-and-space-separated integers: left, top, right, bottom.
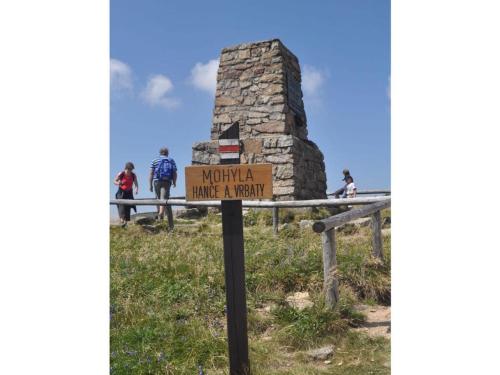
110, 209, 391, 374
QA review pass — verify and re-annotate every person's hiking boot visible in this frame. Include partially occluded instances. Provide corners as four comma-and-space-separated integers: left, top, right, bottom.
121, 222, 127, 228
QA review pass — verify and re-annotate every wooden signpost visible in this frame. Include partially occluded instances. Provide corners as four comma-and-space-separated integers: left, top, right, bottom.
185, 122, 272, 375
185, 164, 273, 201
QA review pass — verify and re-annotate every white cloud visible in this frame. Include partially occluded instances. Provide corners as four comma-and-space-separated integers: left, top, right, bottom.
110, 58, 133, 93
189, 59, 219, 94
141, 74, 180, 110
302, 65, 325, 97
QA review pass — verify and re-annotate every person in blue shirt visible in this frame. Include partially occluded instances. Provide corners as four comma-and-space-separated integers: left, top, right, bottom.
149, 147, 177, 230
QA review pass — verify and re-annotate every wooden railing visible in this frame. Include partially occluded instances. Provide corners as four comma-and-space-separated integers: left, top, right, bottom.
312, 200, 391, 308
327, 189, 390, 196
110, 196, 390, 208
130, 190, 391, 202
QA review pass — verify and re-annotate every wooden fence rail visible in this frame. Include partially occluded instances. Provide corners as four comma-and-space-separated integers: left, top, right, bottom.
312, 199, 391, 308
130, 190, 390, 201
327, 189, 390, 196
110, 196, 390, 208
312, 200, 391, 233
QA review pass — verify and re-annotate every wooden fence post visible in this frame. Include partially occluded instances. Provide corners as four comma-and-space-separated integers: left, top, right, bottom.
371, 210, 383, 259
321, 228, 339, 308
272, 207, 279, 235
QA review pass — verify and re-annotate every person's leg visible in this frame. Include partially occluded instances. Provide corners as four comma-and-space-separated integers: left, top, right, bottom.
158, 181, 169, 220
118, 204, 126, 224
122, 205, 130, 227
116, 190, 125, 224
154, 180, 163, 220
124, 190, 132, 222
159, 202, 165, 219
164, 181, 174, 230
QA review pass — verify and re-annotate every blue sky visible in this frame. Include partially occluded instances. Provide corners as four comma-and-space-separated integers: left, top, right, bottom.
110, 0, 390, 209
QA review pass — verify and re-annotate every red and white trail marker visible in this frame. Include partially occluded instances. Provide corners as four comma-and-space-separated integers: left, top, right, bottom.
219, 139, 240, 160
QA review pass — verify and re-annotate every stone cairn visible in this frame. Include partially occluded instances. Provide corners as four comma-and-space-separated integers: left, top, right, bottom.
192, 39, 327, 200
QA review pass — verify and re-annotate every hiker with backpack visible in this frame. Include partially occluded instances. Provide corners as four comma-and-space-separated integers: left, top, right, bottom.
114, 162, 139, 227
149, 147, 177, 230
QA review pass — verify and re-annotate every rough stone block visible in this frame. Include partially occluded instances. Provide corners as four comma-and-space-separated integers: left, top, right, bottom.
215, 96, 239, 107
243, 96, 257, 106
246, 117, 263, 125
266, 154, 293, 164
275, 164, 294, 179
213, 114, 232, 124
254, 121, 287, 134
263, 84, 284, 95
238, 49, 250, 59
247, 111, 268, 118
273, 185, 295, 196
242, 138, 262, 154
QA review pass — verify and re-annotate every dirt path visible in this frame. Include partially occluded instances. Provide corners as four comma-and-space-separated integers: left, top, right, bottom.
353, 305, 391, 339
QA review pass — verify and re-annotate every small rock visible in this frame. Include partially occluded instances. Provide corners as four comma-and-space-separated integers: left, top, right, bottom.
207, 207, 220, 215
175, 208, 205, 219
279, 223, 291, 231
299, 220, 314, 229
324, 360, 332, 364
134, 215, 156, 225
337, 217, 371, 234
286, 291, 314, 311
141, 224, 159, 233
306, 345, 334, 360
263, 304, 274, 313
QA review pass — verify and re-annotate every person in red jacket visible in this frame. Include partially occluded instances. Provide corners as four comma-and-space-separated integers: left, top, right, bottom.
114, 162, 139, 227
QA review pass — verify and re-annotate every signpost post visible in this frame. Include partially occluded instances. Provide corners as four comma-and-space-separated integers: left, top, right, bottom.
219, 122, 249, 375
185, 122, 273, 375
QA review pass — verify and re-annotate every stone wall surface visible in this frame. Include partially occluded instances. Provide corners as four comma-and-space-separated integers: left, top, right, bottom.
192, 39, 327, 200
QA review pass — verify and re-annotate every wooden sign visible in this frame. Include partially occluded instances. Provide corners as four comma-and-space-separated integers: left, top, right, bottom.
185, 164, 273, 201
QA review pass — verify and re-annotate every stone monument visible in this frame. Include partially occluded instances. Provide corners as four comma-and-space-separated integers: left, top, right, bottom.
192, 39, 327, 200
